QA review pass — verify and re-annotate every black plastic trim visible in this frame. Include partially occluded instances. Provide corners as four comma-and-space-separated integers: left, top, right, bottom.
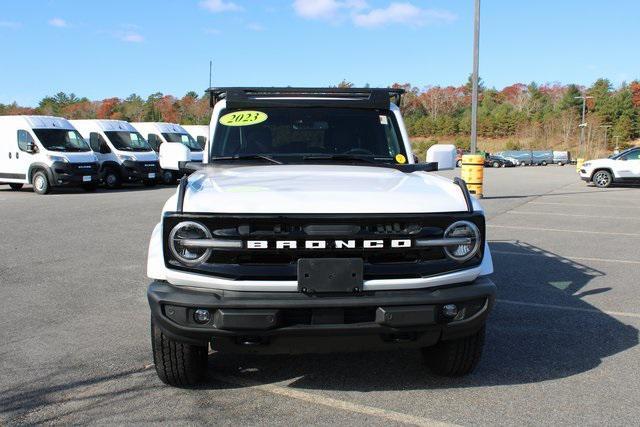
207, 87, 405, 109
454, 177, 474, 212
176, 175, 188, 213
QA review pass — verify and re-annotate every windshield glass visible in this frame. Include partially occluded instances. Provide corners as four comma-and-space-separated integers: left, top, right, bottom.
162, 132, 202, 151
33, 129, 90, 152
211, 107, 406, 163
104, 131, 152, 152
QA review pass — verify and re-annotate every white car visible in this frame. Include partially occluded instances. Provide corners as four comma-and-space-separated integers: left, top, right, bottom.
145, 87, 496, 386
579, 147, 640, 188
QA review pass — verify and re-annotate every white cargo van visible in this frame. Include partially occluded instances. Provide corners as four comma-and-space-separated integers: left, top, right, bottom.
131, 122, 203, 184
71, 120, 159, 188
0, 115, 99, 194
182, 125, 209, 150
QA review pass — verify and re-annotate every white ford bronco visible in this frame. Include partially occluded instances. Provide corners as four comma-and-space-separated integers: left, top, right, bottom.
146, 87, 496, 386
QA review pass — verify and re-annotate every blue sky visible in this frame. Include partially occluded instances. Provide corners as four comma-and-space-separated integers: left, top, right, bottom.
1, 0, 639, 106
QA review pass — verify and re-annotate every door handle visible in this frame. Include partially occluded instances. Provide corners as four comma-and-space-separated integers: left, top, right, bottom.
8, 152, 11, 159
16, 152, 19, 159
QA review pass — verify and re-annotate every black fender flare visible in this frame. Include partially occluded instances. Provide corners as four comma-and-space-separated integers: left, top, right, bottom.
27, 163, 54, 184
100, 161, 124, 177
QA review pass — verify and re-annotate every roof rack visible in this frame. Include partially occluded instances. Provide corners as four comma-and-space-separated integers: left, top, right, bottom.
206, 87, 405, 109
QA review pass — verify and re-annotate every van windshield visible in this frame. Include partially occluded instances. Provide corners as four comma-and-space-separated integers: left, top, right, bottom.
162, 133, 202, 151
33, 129, 90, 152
104, 131, 152, 152
210, 107, 406, 163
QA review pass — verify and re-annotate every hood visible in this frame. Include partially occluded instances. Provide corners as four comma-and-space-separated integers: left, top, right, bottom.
48, 151, 96, 163
178, 164, 469, 214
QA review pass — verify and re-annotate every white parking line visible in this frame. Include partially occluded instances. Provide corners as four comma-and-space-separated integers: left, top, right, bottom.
212, 374, 458, 427
491, 250, 640, 265
530, 201, 640, 210
507, 211, 640, 221
487, 224, 640, 238
498, 299, 640, 319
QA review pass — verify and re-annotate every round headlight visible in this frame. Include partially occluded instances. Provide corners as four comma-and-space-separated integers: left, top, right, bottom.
443, 221, 481, 262
168, 221, 212, 266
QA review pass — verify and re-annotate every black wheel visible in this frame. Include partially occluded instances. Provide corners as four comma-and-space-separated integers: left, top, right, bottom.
592, 170, 613, 188
9, 183, 23, 191
143, 179, 157, 187
103, 169, 122, 189
82, 183, 98, 192
456, 159, 462, 168
161, 170, 176, 185
422, 326, 485, 377
492, 161, 500, 168
32, 170, 50, 195
151, 318, 208, 387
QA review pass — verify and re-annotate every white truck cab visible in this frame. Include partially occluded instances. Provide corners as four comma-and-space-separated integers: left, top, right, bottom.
0, 115, 99, 194
131, 122, 203, 184
579, 146, 640, 188
145, 87, 496, 387
182, 125, 209, 150
71, 120, 159, 188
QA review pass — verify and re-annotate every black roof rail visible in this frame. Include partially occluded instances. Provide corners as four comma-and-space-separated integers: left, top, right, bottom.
206, 87, 405, 109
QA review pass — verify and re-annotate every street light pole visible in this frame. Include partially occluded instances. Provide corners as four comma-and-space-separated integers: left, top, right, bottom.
470, 0, 481, 155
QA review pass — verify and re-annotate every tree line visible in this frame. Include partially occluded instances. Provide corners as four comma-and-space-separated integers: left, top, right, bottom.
1, 78, 638, 156
393, 78, 640, 156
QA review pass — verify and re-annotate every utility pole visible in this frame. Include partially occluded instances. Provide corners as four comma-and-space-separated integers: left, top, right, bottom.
470, 0, 481, 154
574, 95, 593, 155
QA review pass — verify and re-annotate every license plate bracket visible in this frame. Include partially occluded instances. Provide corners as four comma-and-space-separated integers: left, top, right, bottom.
297, 258, 363, 293
82, 175, 91, 182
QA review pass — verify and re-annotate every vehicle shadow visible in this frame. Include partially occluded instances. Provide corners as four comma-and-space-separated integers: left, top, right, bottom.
200, 240, 638, 391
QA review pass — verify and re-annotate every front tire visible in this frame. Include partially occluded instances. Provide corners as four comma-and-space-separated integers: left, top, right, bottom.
103, 169, 122, 189
592, 170, 613, 188
9, 183, 23, 191
32, 171, 50, 195
151, 318, 208, 387
422, 326, 485, 377
492, 161, 500, 168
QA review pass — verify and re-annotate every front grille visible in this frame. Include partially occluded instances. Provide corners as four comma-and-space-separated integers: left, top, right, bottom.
163, 212, 485, 280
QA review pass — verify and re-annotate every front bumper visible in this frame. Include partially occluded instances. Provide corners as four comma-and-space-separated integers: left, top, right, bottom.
121, 160, 159, 182
50, 161, 99, 186
579, 169, 591, 181
148, 276, 496, 352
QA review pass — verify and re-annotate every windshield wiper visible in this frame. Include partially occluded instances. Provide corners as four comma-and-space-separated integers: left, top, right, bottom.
210, 154, 283, 165
302, 154, 392, 165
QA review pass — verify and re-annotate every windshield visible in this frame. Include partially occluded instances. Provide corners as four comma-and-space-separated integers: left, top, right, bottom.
104, 131, 152, 152
211, 107, 406, 163
162, 132, 202, 151
33, 129, 90, 152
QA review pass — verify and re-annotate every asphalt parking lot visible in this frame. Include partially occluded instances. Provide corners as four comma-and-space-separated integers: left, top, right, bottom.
1, 166, 639, 425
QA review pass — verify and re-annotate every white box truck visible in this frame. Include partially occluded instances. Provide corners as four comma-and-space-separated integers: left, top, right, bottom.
131, 122, 203, 184
71, 120, 159, 188
0, 115, 99, 194
182, 125, 209, 150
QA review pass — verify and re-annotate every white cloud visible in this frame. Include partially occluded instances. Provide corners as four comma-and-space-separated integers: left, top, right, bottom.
199, 0, 242, 13
0, 21, 21, 29
292, 0, 367, 22
353, 3, 456, 27
120, 32, 144, 43
48, 18, 68, 28
204, 28, 221, 35
246, 22, 265, 32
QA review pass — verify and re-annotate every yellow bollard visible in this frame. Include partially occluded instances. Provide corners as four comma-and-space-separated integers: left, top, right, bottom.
576, 158, 585, 173
461, 154, 484, 198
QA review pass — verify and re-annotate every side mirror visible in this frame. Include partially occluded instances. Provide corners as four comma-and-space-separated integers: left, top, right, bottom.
412, 153, 420, 164
100, 142, 111, 154
26, 142, 37, 153
426, 144, 456, 170
159, 142, 191, 171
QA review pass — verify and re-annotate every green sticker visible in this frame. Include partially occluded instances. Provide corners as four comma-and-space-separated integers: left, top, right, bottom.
219, 111, 268, 127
